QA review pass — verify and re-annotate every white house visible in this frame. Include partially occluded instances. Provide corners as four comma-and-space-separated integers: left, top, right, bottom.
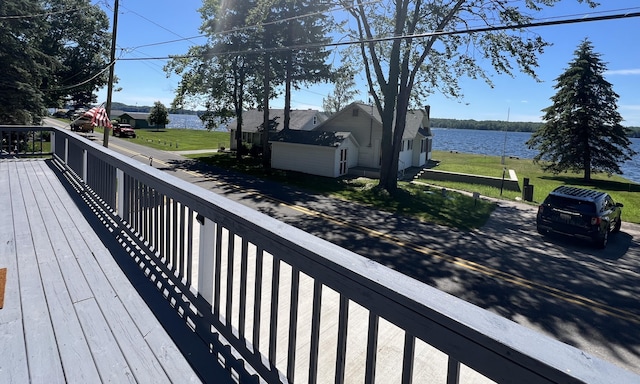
227, 109, 328, 150
270, 130, 359, 178
269, 102, 433, 178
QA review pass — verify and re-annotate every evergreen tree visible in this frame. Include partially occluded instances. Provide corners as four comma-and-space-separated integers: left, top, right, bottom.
148, 101, 169, 129
0, 0, 52, 123
527, 39, 636, 181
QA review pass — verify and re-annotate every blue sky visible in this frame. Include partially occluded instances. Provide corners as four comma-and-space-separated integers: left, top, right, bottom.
96, 1, 640, 126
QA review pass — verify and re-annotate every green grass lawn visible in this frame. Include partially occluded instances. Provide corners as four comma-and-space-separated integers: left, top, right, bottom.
189, 152, 496, 230
92, 127, 229, 151
428, 150, 640, 223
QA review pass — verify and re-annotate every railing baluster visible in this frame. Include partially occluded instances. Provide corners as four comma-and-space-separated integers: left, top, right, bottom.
150, 189, 157, 252
225, 232, 235, 326
213, 223, 223, 319
335, 294, 349, 384
253, 246, 264, 353
364, 311, 379, 383
172, 199, 179, 270
268, 255, 280, 367
178, 202, 186, 278
158, 193, 162, 259
142, 184, 149, 242
308, 280, 322, 384
287, 266, 300, 383
238, 239, 249, 341
186, 207, 194, 286
401, 332, 415, 384
446, 356, 461, 384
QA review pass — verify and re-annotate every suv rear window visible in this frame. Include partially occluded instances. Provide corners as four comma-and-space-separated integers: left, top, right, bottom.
544, 195, 596, 215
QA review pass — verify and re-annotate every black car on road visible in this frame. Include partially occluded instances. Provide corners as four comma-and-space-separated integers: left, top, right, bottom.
536, 186, 623, 248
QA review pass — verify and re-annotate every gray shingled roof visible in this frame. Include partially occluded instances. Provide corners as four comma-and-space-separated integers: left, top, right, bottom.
270, 130, 352, 147
227, 109, 327, 132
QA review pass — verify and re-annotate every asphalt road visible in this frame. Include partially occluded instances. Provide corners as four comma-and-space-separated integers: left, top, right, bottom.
47, 119, 640, 375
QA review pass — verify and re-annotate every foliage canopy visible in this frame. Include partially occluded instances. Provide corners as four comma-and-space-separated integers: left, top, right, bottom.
0, 0, 111, 124
148, 101, 170, 128
339, 0, 597, 193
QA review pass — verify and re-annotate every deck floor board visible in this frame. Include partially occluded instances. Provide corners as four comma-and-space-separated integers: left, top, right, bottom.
0, 159, 201, 384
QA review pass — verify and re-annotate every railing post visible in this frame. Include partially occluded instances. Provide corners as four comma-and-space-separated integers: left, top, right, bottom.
116, 168, 124, 218
197, 216, 215, 305
446, 356, 461, 384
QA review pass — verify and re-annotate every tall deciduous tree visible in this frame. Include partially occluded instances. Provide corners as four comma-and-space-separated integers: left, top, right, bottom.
0, 0, 52, 123
166, 0, 264, 160
527, 39, 636, 181
341, 0, 596, 193
40, 0, 111, 107
252, 0, 333, 130
148, 101, 170, 129
0, 0, 111, 124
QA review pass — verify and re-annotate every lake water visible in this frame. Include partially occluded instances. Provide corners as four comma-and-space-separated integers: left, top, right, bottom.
167, 114, 228, 131
167, 114, 206, 129
432, 128, 640, 184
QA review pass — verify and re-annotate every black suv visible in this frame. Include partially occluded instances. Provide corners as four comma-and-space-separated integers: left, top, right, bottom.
536, 186, 623, 248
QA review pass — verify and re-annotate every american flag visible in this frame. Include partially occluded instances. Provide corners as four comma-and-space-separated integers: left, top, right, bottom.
83, 106, 113, 129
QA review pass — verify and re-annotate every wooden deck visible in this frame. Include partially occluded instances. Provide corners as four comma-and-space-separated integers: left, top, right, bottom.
0, 159, 202, 383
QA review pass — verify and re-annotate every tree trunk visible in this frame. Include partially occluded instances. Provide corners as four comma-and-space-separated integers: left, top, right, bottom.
284, 54, 292, 131
262, 52, 271, 172
234, 65, 245, 160
235, 112, 243, 160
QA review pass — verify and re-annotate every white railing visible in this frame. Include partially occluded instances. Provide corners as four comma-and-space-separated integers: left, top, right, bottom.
3, 125, 638, 384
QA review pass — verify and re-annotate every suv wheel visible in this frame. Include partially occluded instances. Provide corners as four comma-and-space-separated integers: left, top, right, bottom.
613, 218, 621, 233
595, 229, 608, 249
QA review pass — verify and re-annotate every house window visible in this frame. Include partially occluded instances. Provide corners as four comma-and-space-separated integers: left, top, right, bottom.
406, 139, 413, 151
313, 116, 317, 125
352, 108, 359, 117
339, 148, 348, 175
420, 139, 426, 153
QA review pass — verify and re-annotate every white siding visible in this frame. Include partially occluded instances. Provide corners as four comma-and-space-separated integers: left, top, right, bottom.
412, 137, 427, 167
271, 142, 337, 177
398, 147, 412, 171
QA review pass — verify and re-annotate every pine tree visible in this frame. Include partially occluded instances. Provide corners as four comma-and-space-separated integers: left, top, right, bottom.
0, 0, 51, 124
527, 39, 636, 181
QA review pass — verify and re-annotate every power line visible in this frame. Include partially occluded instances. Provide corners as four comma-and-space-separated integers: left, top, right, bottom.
117, 10, 640, 61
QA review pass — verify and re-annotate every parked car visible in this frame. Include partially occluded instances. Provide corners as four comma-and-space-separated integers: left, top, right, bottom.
70, 117, 94, 133
536, 186, 623, 248
113, 123, 136, 138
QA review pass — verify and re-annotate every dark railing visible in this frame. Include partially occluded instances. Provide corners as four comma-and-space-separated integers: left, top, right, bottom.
2, 125, 638, 384
0, 126, 52, 156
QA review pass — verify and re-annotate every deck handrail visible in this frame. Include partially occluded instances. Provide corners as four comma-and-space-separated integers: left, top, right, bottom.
3, 125, 637, 383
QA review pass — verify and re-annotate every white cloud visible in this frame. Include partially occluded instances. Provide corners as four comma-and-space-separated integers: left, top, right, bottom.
605, 69, 640, 76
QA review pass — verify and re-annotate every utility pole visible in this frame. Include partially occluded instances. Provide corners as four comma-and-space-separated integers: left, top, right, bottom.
103, 0, 119, 148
